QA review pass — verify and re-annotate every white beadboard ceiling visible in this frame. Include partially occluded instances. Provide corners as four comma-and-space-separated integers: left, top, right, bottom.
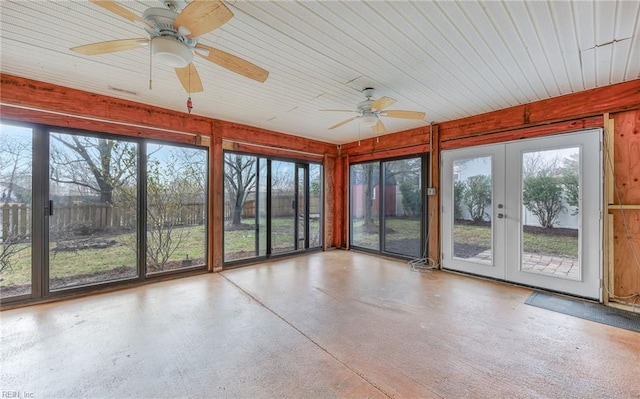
1, 1, 639, 144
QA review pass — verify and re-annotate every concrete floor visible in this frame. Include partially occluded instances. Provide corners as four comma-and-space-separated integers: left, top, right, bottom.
1, 251, 638, 398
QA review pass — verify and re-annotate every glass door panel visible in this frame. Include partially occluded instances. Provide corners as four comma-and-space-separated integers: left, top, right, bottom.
48, 132, 138, 291
0, 124, 33, 299
350, 162, 380, 250
296, 165, 307, 250
146, 143, 207, 275
453, 156, 493, 264
520, 148, 580, 279
257, 158, 267, 257
442, 145, 505, 280
309, 163, 322, 248
271, 160, 296, 254
505, 130, 601, 299
223, 153, 258, 262
382, 158, 422, 258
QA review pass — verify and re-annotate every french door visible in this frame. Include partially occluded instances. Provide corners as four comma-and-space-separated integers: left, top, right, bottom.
442, 130, 601, 299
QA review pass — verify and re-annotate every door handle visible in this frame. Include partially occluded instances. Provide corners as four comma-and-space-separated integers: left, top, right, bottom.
497, 213, 505, 219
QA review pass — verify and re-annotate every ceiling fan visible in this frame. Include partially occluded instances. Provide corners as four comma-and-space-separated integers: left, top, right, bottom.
322, 88, 426, 135
70, 0, 269, 94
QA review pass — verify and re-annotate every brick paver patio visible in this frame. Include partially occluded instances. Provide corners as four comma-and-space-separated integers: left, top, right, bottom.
461, 249, 580, 280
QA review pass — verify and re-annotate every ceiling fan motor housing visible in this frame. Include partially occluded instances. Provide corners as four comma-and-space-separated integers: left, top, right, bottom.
143, 7, 196, 68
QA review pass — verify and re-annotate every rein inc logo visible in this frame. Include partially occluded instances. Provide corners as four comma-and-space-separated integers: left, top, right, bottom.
2, 392, 34, 398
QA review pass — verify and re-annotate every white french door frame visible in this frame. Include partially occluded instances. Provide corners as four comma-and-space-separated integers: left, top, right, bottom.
441, 129, 602, 300
441, 145, 506, 280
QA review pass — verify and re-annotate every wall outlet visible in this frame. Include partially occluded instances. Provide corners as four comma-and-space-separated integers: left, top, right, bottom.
427, 187, 437, 196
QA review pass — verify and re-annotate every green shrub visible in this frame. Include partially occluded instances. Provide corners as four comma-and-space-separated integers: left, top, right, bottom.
462, 175, 491, 222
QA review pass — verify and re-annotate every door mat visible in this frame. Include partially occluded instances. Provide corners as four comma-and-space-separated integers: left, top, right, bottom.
525, 291, 640, 333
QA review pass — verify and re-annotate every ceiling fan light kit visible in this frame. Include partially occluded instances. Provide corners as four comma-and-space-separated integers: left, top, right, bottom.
323, 88, 426, 134
359, 113, 378, 127
151, 37, 193, 68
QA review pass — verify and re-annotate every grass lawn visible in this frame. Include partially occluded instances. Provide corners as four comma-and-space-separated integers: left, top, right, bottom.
1, 225, 206, 289
351, 217, 421, 249
453, 223, 578, 257
224, 217, 322, 261
1, 219, 577, 292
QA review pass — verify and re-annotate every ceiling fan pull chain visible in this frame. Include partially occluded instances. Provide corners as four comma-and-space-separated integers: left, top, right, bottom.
186, 66, 193, 113
149, 39, 153, 90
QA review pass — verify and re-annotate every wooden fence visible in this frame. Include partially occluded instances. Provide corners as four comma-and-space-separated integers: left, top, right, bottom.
1, 203, 30, 241
3, 195, 318, 239
1, 202, 205, 240
224, 195, 320, 220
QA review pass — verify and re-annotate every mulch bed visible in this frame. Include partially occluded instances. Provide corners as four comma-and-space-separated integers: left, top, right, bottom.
456, 219, 578, 237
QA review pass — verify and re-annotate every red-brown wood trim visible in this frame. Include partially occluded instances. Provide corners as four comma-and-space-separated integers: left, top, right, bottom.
336, 155, 348, 249
0, 104, 204, 145
428, 124, 440, 265
1, 74, 337, 158
439, 79, 640, 141
349, 144, 430, 164
341, 126, 429, 156
1, 74, 212, 136
222, 141, 324, 163
219, 121, 338, 157
211, 121, 224, 272
441, 117, 603, 150
323, 154, 335, 249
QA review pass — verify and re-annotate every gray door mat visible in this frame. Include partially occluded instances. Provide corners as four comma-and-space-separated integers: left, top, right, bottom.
525, 291, 640, 333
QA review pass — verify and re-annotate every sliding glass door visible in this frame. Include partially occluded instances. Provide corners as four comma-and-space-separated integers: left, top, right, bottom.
145, 143, 207, 275
350, 155, 426, 258
223, 152, 322, 264
271, 160, 297, 254
0, 121, 209, 304
0, 123, 33, 300
309, 163, 323, 248
48, 132, 138, 291
382, 158, 423, 258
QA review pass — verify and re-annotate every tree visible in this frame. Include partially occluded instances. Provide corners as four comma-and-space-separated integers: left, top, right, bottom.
562, 153, 580, 215
0, 130, 31, 204
462, 175, 491, 222
523, 172, 566, 228
399, 181, 421, 217
0, 126, 32, 279
49, 134, 136, 204
350, 163, 378, 228
453, 179, 465, 220
115, 145, 205, 271
0, 233, 29, 276
145, 154, 193, 270
224, 154, 256, 226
